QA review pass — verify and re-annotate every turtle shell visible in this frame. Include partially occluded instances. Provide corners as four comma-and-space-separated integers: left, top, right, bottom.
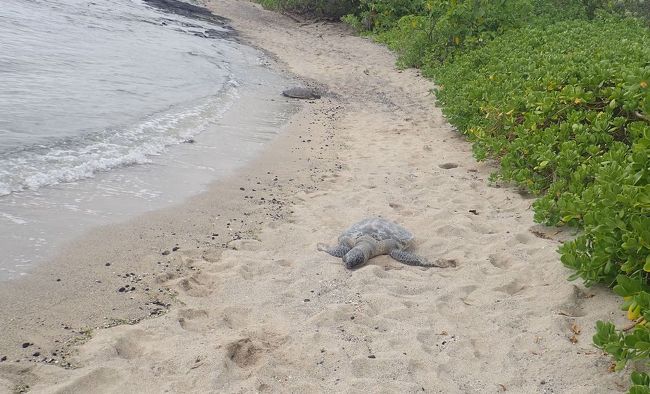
339, 217, 414, 248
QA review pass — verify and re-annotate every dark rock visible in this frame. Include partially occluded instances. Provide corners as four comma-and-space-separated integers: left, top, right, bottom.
105, 262, 111, 266
32, 352, 40, 357
118, 287, 126, 293
162, 250, 170, 256
282, 87, 321, 100
21, 342, 31, 348
368, 355, 376, 359
0, 356, 6, 362
172, 246, 180, 252
303, 298, 310, 302
469, 209, 479, 215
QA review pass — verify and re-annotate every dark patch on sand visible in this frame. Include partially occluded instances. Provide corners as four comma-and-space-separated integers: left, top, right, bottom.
143, 0, 236, 39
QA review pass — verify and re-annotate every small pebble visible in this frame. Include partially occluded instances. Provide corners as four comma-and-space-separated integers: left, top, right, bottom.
368, 355, 376, 359
162, 250, 170, 256
172, 246, 179, 252
303, 298, 310, 302
21, 342, 31, 349
32, 352, 40, 357
0, 356, 6, 362
118, 287, 126, 293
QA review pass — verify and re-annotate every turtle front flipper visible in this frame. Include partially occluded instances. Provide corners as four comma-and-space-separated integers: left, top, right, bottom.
317, 243, 351, 258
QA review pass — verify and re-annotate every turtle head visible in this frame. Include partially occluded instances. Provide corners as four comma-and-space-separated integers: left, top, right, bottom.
342, 244, 371, 269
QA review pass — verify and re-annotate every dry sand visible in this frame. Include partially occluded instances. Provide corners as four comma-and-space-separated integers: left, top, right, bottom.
0, 0, 630, 392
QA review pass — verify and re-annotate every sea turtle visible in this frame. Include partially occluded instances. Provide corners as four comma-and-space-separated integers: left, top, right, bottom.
282, 87, 321, 100
318, 217, 453, 269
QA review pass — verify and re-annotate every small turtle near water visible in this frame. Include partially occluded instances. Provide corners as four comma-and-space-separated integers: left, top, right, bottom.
282, 87, 321, 100
318, 217, 456, 269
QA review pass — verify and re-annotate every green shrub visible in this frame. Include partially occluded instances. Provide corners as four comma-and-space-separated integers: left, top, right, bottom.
357, 0, 427, 31
432, 18, 650, 391
371, 0, 536, 67
433, 18, 649, 203
257, 0, 360, 19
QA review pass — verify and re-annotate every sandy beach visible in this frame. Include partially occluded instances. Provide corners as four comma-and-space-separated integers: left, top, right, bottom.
0, 0, 630, 392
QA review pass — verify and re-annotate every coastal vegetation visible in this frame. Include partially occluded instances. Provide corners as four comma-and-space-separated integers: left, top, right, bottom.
257, 0, 650, 390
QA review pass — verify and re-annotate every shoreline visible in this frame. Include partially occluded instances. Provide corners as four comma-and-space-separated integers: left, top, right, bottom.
0, 0, 628, 392
0, 0, 294, 281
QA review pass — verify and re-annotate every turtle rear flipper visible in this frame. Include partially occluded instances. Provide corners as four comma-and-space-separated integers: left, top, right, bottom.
389, 250, 457, 268
389, 250, 434, 267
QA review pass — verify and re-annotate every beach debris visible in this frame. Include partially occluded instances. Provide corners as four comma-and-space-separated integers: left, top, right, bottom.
318, 217, 456, 269
571, 322, 582, 335
282, 87, 321, 100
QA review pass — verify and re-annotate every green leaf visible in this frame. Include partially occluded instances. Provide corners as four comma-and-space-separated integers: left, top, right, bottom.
644, 255, 650, 272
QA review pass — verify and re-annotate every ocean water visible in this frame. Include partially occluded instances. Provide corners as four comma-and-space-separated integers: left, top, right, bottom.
0, 0, 296, 279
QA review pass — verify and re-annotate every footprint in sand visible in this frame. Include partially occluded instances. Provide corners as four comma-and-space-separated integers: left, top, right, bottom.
113, 331, 146, 359
224, 331, 285, 369
225, 338, 264, 368
556, 285, 589, 318
227, 238, 262, 251
219, 306, 252, 330
488, 253, 513, 269
177, 271, 215, 297
494, 278, 527, 296
178, 308, 209, 332
417, 329, 457, 354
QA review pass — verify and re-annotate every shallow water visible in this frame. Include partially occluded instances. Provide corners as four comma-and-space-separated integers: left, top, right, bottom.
0, 0, 297, 279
